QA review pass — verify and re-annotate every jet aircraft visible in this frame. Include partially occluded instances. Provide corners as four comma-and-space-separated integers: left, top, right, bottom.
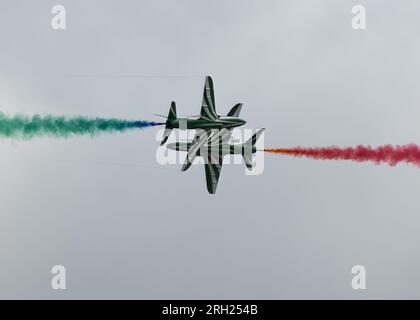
159, 76, 246, 146
167, 128, 265, 194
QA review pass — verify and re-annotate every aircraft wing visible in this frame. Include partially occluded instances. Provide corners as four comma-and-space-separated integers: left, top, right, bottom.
181, 130, 211, 172
205, 153, 223, 194
200, 76, 218, 120
208, 127, 233, 145
180, 128, 225, 193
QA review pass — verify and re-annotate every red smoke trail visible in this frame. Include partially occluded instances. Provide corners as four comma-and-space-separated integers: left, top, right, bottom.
263, 144, 420, 167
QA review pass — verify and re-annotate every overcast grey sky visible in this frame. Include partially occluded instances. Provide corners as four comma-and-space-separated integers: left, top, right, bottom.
1, 0, 420, 299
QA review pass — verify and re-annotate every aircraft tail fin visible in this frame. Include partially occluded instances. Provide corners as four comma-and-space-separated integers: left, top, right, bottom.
227, 103, 243, 117
244, 128, 265, 147
242, 128, 265, 170
160, 101, 177, 145
167, 101, 177, 121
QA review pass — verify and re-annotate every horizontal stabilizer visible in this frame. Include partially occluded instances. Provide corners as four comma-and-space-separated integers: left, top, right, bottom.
227, 103, 243, 117
243, 153, 253, 170
160, 128, 172, 146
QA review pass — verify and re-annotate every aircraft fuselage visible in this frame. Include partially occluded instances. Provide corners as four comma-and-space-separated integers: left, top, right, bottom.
167, 141, 256, 156
166, 116, 245, 130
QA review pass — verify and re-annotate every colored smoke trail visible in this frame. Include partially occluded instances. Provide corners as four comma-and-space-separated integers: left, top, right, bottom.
263, 144, 420, 167
0, 112, 163, 139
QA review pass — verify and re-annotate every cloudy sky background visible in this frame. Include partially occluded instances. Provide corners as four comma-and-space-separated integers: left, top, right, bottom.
1, 0, 420, 298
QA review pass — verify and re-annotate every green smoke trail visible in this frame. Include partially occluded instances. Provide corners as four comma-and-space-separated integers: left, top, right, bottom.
0, 112, 163, 139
